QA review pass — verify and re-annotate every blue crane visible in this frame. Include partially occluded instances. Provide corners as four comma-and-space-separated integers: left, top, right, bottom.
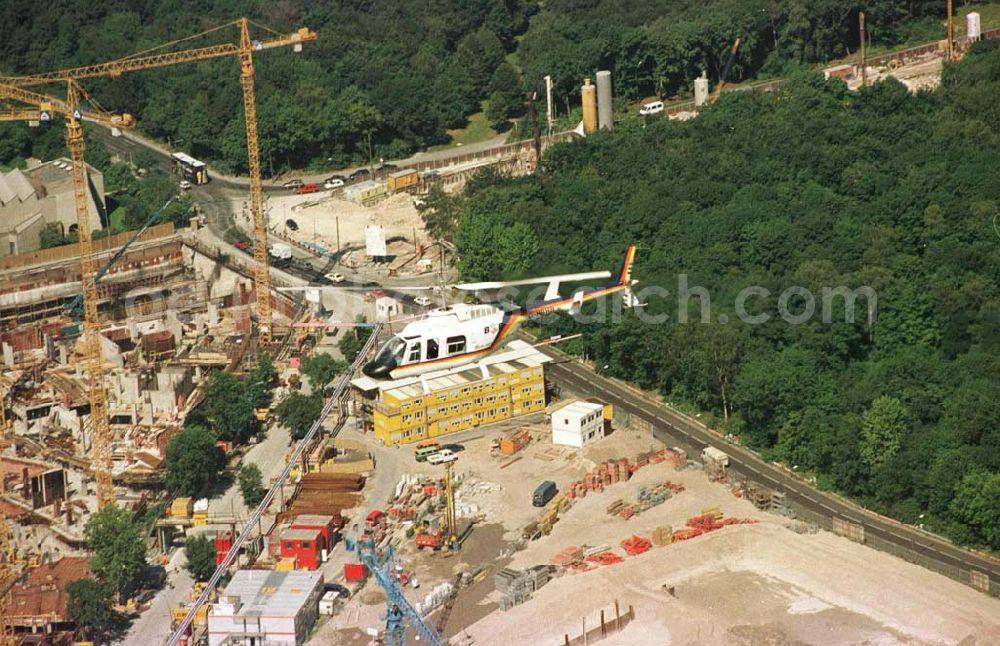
357, 539, 445, 646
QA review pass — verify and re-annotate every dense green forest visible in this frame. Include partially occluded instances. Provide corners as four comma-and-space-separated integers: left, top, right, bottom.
0, 1, 977, 175
452, 42, 1000, 549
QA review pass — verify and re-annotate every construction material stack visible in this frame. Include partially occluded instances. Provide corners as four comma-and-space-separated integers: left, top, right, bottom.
494, 566, 552, 611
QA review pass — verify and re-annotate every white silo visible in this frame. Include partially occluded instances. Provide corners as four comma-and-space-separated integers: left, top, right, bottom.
694, 73, 709, 107
967, 12, 981, 41
596, 70, 613, 130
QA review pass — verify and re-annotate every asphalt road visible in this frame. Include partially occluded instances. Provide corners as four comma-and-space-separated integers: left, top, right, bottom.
543, 356, 1000, 594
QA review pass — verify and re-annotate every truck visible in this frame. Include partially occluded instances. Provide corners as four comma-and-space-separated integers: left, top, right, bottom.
701, 446, 729, 467
532, 481, 557, 507
269, 242, 293, 268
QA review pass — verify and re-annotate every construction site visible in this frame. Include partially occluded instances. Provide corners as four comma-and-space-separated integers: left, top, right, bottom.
1, 8, 1000, 646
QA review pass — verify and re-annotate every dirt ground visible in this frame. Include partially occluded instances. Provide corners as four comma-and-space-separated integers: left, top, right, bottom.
267, 191, 426, 255
311, 415, 1000, 645
848, 56, 944, 92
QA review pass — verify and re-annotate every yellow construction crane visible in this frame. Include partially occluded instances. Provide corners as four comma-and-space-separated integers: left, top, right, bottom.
0, 84, 134, 509
443, 462, 459, 550
1, 18, 317, 347
1, 382, 14, 646
0, 18, 315, 508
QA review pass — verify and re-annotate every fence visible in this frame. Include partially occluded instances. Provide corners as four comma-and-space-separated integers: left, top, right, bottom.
0, 222, 176, 272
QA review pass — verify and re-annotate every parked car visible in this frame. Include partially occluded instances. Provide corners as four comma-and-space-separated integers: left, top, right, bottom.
377, 162, 399, 173
532, 480, 557, 507
414, 296, 432, 307
324, 178, 345, 190
282, 178, 304, 189
325, 272, 346, 283
179, 180, 192, 190
233, 241, 249, 251
349, 168, 371, 181
639, 101, 664, 116
427, 449, 457, 465
325, 174, 346, 183
295, 183, 320, 194
323, 583, 350, 598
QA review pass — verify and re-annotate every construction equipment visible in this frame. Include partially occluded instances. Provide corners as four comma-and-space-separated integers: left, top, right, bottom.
358, 539, 444, 646
1, 18, 317, 347
1, 380, 14, 646
1, 18, 315, 507
0, 81, 135, 509
415, 462, 460, 551
709, 37, 742, 104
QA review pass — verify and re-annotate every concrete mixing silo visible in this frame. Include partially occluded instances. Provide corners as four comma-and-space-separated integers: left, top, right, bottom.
694, 73, 709, 107
596, 70, 613, 130
967, 12, 981, 41
581, 78, 598, 134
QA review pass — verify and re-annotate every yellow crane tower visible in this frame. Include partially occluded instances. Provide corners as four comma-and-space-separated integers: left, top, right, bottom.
0, 19, 316, 508
0, 84, 134, 511
0, 18, 317, 347
443, 462, 459, 550
1, 382, 14, 646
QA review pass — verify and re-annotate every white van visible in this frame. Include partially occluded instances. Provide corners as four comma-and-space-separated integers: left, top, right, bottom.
639, 101, 664, 116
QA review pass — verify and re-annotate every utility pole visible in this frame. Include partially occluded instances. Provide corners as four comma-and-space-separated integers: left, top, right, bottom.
859, 11, 867, 87
947, 0, 955, 60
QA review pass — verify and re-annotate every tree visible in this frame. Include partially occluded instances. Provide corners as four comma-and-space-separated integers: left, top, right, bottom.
248, 353, 277, 409
66, 579, 117, 640
948, 471, 1000, 549
860, 396, 908, 471
485, 62, 524, 130
276, 392, 324, 440
238, 463, 265, 508
301, 353, 348, 390
165, 425, 225, 498
184, 535, 217, 582
84, 506, 147, 599
338, 321, 372, 363
39, 223, 66, 249
416, 185, 463, 242
199, 370, 257, 442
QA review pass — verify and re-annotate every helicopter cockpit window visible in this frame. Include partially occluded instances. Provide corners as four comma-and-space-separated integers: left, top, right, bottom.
446, 335, 466, 355
426, 338, 439, 360
374, 336, 407, 366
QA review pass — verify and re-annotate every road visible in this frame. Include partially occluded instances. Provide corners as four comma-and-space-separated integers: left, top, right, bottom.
542, 355, 1000, 595
118, 420, 293, 646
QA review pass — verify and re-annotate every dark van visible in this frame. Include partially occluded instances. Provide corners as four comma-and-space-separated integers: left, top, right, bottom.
532, 481, 557, 507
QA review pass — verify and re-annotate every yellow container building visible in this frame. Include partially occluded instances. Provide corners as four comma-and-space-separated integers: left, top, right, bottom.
363, 341, 550, 445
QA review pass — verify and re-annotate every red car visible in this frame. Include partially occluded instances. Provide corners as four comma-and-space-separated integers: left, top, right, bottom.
234, 241, 249, 250
295, 183, 320, 194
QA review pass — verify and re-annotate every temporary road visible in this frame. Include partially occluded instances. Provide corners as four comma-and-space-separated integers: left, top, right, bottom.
543, 355, 1000, 596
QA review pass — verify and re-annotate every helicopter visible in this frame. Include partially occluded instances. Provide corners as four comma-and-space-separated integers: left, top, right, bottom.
360, 244, 638, 380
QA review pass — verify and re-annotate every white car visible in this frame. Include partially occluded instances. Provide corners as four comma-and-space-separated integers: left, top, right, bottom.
179, 180, 192, 190
426, 449, 457, 465
325, 272, 346, 283
414, 296, 432, 307
324, 178, 345, 190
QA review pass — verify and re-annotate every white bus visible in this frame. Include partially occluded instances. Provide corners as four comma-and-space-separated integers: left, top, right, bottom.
171, 152, 209, 185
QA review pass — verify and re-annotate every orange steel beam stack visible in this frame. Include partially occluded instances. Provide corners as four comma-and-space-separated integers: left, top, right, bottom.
0, 18, 317, 345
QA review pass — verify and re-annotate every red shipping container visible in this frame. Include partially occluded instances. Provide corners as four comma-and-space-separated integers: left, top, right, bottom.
215, 532, 233, 565
280, 527, 322, 570
344, 562, 368, 582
